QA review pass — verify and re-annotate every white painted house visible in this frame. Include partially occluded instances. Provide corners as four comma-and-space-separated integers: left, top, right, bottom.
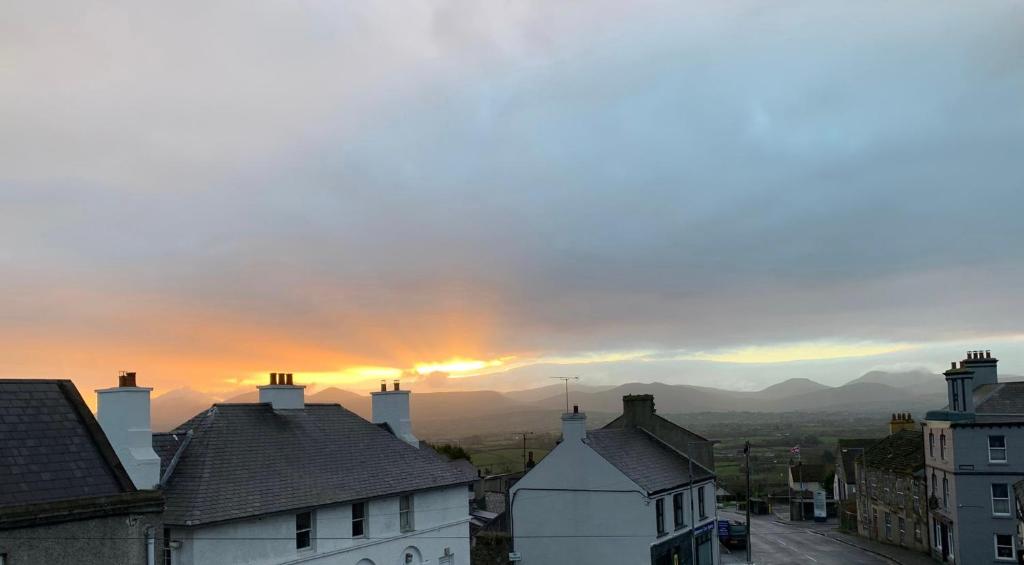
511, 395, 719, 565
97, 374, 474, 565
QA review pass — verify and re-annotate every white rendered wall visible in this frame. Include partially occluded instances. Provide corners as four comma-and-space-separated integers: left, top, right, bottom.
95, 386, 161, 489
511, 436, 654, 565
169, 485, 469, 565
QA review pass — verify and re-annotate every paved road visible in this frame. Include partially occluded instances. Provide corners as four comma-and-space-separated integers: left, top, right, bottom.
718, 510, 895, 565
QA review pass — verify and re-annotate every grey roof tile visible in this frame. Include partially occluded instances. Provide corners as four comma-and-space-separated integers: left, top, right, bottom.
585, 428, 711, 494
0, 380, 133, 508
159, 403, 476, 526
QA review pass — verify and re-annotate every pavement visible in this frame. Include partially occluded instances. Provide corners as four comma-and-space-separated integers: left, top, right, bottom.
718, 509, 905, 565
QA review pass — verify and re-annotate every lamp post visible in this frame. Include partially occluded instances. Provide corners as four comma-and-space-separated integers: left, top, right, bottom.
688, 440, 719, 565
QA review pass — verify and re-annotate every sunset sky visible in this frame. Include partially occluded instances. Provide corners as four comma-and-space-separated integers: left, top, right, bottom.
3, 1, 1024, 397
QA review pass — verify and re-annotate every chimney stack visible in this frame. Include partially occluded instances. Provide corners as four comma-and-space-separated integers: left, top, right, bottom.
561, 404, 587, 444
96, 372, 161, 489
258, 372, 305, 410
889, 412, 916, 435
372, 381, 418, 447
961, 349, 999, 388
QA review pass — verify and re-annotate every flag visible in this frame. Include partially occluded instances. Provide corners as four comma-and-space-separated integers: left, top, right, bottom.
790, 445, 801, 457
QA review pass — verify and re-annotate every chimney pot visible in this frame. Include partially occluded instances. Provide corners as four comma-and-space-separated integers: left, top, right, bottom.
393, 379, 400, 391
951, 362, 956, 370
380, 380, 387, 392
986, 350, 991, 358
118, 371, 137, 388
286, 373, 293, 386
573, 404, 579, 414
270, 373, 278, 385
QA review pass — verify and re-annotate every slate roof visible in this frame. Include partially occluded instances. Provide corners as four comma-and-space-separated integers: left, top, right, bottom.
585, 428, 712, 495
976, 383, 1024, 415
0, 379, 136, 508
159, 403, 476, 526
837, 439, 881, 483
860, 429, 924, 474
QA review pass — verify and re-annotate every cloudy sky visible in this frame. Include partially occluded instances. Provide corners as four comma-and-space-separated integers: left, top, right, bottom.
3, 1, 1023, 396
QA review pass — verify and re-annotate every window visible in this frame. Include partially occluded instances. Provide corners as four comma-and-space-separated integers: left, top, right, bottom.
296, 511, 312, 550
990, 436, 1007, 463
914, 521, 922, 542
929, 432, 934, 457
951, 382, 960, 411
992, 483, 1011, 515
655, 498, 666, 535
931, 473, 937, 498
996, 534, 1015, 560
934, 522, 942, 549
884, 512, 892, 539
672, 492, 685, 529
163, 527, 172, 565
939, 434, 946, 460
400, 495, 414, 532
942, 477, 949, 509
898, 516, 906, 544
352, 502, 367, 537
698, 486, 706, 519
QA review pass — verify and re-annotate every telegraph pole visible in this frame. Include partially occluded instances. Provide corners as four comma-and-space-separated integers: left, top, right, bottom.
745, 441, 752, 564
550, 376, 579, 413
518, 431, 534, 472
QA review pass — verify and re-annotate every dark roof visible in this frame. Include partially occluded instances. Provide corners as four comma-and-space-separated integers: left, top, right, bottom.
586, 428, 712, 495
976, 383, 1024, 415
160, 403, 476, 526
0, 379, 136, 508
861, 430, 924, 474
837, 439, 881, 483
789, 463, 829, 483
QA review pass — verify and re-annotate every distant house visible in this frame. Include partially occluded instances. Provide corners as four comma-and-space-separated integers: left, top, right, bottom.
788, 463, 830, 520
0, 379, 164, 565
98, 374, 476, 565
834, 438, 881, 502
854, 425, 928, 554
511, 394, 718, 565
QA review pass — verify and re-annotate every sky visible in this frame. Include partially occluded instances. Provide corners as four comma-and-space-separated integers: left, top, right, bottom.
2, 1, 1024, 397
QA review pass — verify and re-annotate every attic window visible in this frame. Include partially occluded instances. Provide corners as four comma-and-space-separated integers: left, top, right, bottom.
400, 495, 414, 532
989, 436, 1007, 462
655, 498, 666, 535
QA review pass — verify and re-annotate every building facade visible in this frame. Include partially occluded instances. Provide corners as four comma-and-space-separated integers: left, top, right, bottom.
854, 427, 929, 553
924, 350, 1024, 564
97, 374, 475, 565
511, 395, 719, 565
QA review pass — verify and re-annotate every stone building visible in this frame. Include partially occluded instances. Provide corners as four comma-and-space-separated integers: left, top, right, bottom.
854, 426, 929, 554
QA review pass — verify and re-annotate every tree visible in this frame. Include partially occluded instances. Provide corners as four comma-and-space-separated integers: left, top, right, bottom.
429, 443, 472, 463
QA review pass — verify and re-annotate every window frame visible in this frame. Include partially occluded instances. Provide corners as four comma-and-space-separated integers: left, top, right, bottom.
655, 497, 666, 536
672, 492, 685, 529
942, 477, 949, 509
295, 511, 313, 551
992, 483, 1011, 516
163, 527, 172, 565
352, 501, 367, 538
929, 431, 934, 457
399, 494, 415, 533
939, 433, 946, 460
698, 486, 707, 519
989, 435, 1007, 463
884, 511, 892, 539
995, 533, 1015, 561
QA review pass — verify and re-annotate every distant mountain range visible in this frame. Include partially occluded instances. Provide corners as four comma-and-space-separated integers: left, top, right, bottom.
149, 369, 964, 436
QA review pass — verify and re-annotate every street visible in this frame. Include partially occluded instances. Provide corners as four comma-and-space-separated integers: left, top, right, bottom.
718, 510, 895, 565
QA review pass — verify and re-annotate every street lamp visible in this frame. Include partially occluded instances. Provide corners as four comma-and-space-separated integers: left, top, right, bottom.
688, 440, 720, 565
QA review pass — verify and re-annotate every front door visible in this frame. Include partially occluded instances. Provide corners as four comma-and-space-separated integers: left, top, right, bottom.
940, 523, 950, 560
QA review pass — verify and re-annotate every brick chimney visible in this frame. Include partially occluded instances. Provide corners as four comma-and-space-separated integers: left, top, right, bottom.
96, 372, 161, 489
889, 412, 915, 435
621, 394, 655, 427
372, 379, 418, 447
258, 372, 305, 410
561, 404, 587, 443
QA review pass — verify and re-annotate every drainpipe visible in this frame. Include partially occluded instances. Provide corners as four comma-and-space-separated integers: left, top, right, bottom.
146, 526, 156, 565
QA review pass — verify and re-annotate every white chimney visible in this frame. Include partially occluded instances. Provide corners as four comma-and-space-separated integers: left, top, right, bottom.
96, 371, 161, 490
561, 404, 586, 444
371, 380, 418, 447
258, 372, 305, 410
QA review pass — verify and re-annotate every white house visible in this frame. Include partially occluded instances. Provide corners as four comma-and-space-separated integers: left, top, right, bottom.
97, 374, 475, 565
511, 395, 719, 565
